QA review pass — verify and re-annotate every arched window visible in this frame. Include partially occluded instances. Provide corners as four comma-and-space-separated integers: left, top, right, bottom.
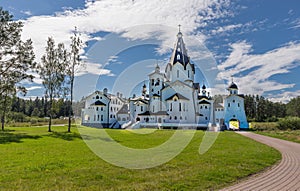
177, 54, 180, 60
174, 116, 177, 120
96, 95, 99, 99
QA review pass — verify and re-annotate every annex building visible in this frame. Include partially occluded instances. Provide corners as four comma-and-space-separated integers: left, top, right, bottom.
81, 29, 249, 130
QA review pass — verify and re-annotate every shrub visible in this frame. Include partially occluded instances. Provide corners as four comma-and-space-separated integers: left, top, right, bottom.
250, 122, 278, 131
278, 117, 300, 130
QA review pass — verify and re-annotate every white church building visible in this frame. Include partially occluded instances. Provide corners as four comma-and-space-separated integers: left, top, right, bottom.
81, 29, 249, 130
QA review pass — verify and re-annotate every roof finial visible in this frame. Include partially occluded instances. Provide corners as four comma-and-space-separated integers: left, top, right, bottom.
178, 24, 181, 32
231, 75, 234, 83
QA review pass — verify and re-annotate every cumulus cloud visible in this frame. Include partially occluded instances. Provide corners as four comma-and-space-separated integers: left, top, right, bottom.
20, 0, 233, 68
76, 62, 115, 77
217, 41, 300, 98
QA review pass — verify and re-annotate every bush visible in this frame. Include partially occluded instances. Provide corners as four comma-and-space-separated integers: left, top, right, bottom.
250, 122, 278, 131
278, 117, 300, 130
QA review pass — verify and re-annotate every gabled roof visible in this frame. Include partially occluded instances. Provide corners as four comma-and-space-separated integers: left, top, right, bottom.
91, 100, 106, 106
198, 95, 209, 100
199, 100, 210, 105
117, 104, 129, 115
166, 93, 189, 101
133, 99, 148, 105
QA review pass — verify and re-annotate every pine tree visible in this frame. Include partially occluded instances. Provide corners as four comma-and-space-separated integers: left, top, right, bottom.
0, 7, 36, 130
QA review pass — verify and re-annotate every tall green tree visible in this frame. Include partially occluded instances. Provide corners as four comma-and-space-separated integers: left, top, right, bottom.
286, 96, 300, 117
66, 28, 84, 132
37, 37, 68, 132
0, 7, 36, 130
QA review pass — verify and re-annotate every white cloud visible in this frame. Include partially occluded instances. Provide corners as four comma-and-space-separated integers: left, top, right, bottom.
211, 24, 243, 35
21, 10, 32, 16
76, 62, 115, 77
217, 41, 300, 99
20, 0, 232, 73
26, 86, 42, 91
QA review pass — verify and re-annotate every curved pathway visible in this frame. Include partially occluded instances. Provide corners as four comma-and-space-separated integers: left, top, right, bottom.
221, 132, 300, 191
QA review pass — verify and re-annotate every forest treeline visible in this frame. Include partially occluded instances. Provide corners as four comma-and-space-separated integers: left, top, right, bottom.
7, 97, 84, 123
244, 95, 300, 122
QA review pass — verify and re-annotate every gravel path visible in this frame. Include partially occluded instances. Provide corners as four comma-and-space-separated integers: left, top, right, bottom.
220, 132, 300, 191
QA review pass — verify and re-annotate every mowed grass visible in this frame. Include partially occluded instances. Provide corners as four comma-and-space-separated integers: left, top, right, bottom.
256, 130, 300, 144
0, 126, 280, 191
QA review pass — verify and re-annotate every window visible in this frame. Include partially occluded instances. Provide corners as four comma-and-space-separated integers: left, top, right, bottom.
158, 91, 160, 94
101, 115, 103, 121
110, 107, 113, 111
180, 116, 182, 120
96, 95, 99, 99
177, 70, 179, 78
151, 89, 154, 92
97, 115, 99, 121
177, 54, 180, 60
141, 106, 143, 111
174, 116, 177, 120
170, 103, 172, 111
96, 107, 99, 111
200, 106, 203, 109
179, 103, 182, 111
151, 79, 154, 86
205, 106, 207, 109
228, 103, 230, 107
188, 70, 190, 78
153, 105, 155, 112
238, 103, 240, 107
101, 107, 103, 111
170, 116, 172, 120
233, 100, 235, 103
205, 117, 208, 120
233, 115, 236, 118
110, 114, 112, 118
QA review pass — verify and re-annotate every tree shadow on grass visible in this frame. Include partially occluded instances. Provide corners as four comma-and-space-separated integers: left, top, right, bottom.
46, 131, 84, 141
0, 130, 41, 144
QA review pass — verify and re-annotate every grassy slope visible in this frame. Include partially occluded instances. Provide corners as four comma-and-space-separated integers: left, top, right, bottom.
0, 126, 280, 191
256, 130, 300, 144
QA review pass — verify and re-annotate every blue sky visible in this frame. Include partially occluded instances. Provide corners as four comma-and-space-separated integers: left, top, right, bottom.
1, 0, 300, 102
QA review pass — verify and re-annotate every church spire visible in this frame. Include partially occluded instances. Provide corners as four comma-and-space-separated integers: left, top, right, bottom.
170, 25, 190, 66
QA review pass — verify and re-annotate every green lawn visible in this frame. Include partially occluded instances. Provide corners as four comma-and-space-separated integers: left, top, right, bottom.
0, 126, 280, 191
256, 130, 300, 144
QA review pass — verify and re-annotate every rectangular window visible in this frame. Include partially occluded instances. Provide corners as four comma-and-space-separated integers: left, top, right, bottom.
101, 107, 103, 111
97, 115, 100, 121
170, 103, 172, 111
228, 103, 230, 107
177, 70, 179, 78
141, 106, 143, 111
179, 103, 182, 111
101, 115, 103, 121
153, 105, 155, 112
96, 107, 99, 111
